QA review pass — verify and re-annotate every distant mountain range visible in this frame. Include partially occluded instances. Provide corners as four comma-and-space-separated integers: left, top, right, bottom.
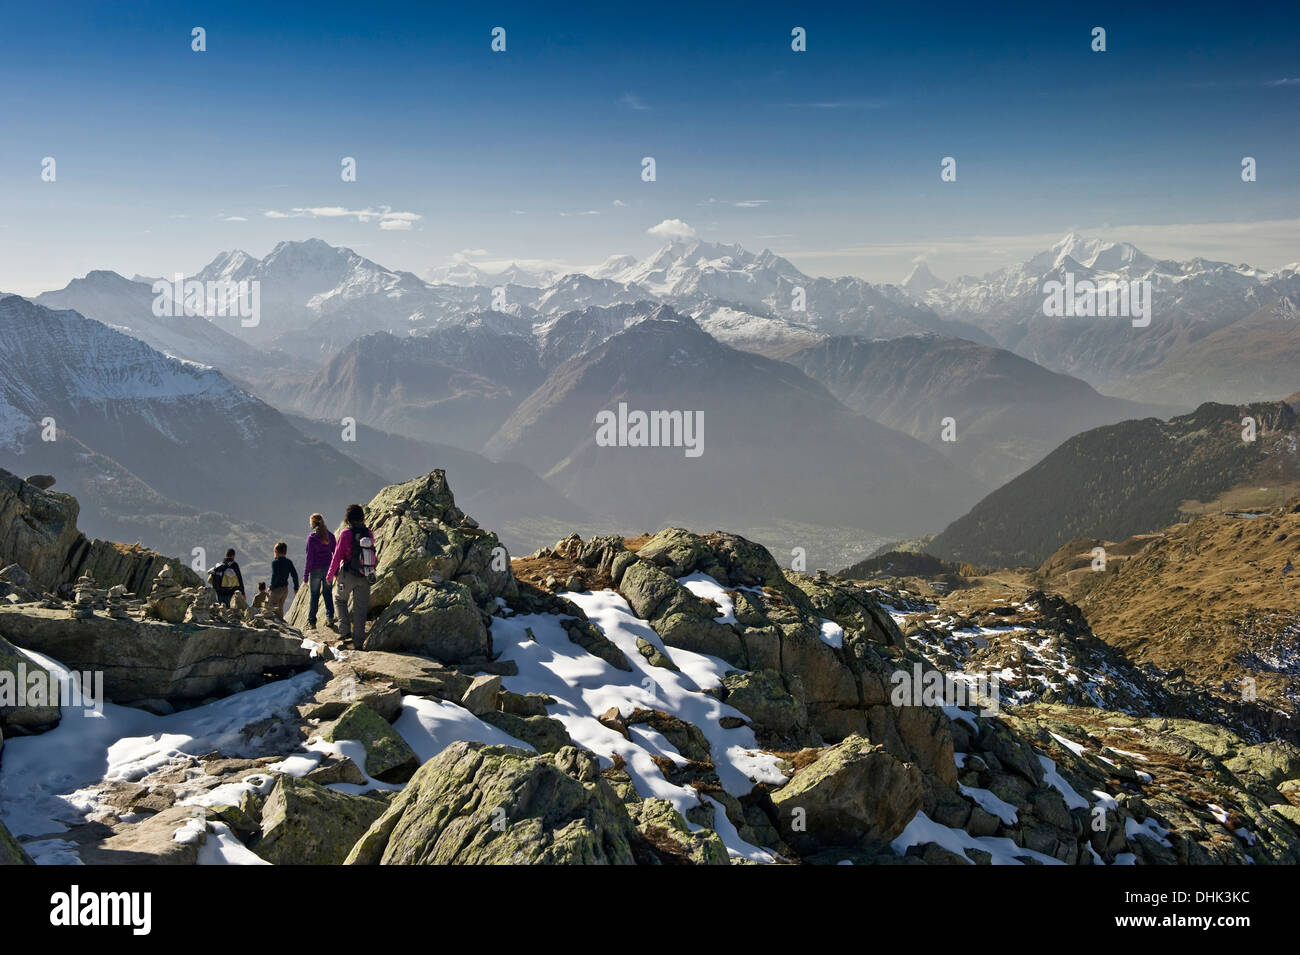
9, 232, 1299, 577
908, 233, 1300, 406
29, 232, 1300, 411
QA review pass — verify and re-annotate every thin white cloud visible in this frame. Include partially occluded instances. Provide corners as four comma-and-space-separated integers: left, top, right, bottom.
262, 205, 421, 229
222, 215, 248, 222
699, 197, 768, 208
648, 218, 696, 241
612, 199, 627, 207
618, 92, 650, 110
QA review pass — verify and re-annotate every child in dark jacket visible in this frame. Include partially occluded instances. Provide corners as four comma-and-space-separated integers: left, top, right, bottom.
304, 513, 336, 629
268, 541, 299, 619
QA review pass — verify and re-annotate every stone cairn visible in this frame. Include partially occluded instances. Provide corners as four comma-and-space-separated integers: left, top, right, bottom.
105, 584, 131, 619
146, 565, 190, 623
246, 598, 271, 626
70, 574, 97, 619
187, 587, 215, 625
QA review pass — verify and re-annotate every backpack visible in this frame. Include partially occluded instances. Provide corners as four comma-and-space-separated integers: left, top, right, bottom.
348, 527, 378, 583
210, 561, 239, 590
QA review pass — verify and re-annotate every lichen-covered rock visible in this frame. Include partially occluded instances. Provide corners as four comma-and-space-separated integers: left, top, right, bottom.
323, 702, 419, 781
865, 698, 960, 790
654, 610, 745, 666
479, 711, 573, 753
617, 560, 682, 620
771, 735, 924, 852
637, 528, 789, 592
786, 571, 905, 650
251, 775, 388, 865
628, 798, 730, 865
500, 690, 551, 716
722, 669, 809, 743
0, 817, 33, 865
364, 579, 490, 663
618, 561, 746, 665
634, 637, 677, 670
344, 742, 639, 865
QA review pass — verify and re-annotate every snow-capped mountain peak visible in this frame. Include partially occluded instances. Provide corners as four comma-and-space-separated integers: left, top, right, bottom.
902, 261, 945, 294
588, 253, 638, 279
425, 260, 557, 288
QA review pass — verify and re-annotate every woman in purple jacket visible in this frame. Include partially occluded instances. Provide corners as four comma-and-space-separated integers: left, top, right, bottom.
304, 513, 336, 629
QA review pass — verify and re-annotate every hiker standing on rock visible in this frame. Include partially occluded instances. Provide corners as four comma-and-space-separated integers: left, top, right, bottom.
268, 541, 299, 619
209, 548, 245, 607
327, 504, 378, 648
304, 513, 336, 630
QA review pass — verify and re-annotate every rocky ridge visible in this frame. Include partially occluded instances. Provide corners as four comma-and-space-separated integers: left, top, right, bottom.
1, 470, 1298, 865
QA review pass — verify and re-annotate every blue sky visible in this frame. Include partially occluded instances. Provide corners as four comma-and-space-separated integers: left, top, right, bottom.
2, 0, 1298, 293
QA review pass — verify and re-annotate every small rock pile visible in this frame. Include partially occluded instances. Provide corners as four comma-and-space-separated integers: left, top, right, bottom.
147, 565, 190, 623
187, 587, 215, 625
70, 574, 97, 619
105, 584, 131, 619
